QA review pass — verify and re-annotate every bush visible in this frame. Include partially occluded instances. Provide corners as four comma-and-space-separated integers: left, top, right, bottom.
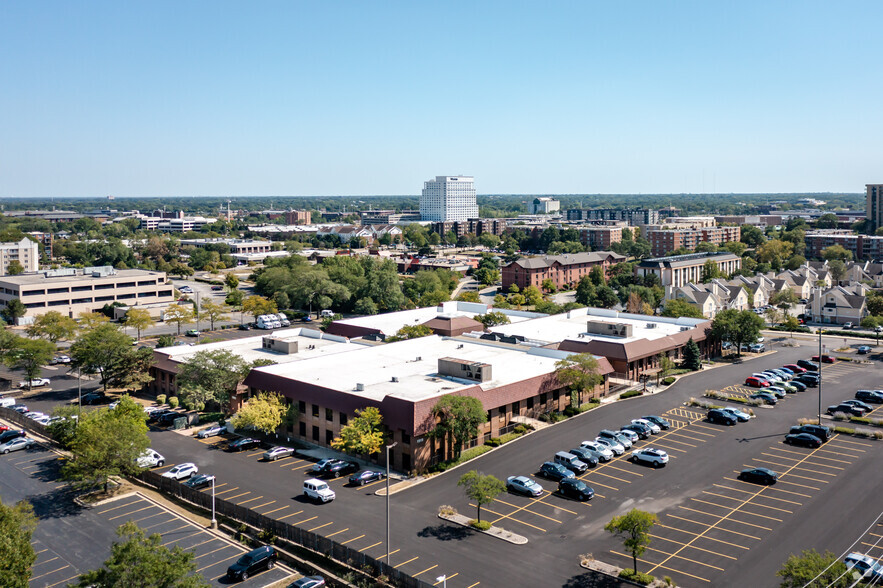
837, 356, 852, 362
769, 325, 811, 333
850, 416, 872, 424
618, 569, 655, 585
469, 519, 492, 531
485, 437, 502, 447
539, 411, 564, 423
438, 505, 458, 516
832, 412, 848, 421
156, 394, 167, 405
513, 424, 531, 435
661, 377, 676, 386
429, 445, 493, 472
621, 390, 644, 399
168, 396, 179, 409
833, 426, 857, 435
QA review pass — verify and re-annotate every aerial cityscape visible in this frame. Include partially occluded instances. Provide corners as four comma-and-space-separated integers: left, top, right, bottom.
2, 3, 883, 588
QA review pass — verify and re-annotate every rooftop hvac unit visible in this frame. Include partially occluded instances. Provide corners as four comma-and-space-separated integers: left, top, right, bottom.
646, 323, 656, 328
391, 377, 399, 383
680, 326, 690, 331
355, 383, 365, 391
416, 356, 422, 361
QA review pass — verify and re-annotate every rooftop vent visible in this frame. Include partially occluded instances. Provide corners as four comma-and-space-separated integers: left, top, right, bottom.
457, 344, 464, 349
391, 376, 399, 383
355, 383, 365, 391
647, 323, 656, 328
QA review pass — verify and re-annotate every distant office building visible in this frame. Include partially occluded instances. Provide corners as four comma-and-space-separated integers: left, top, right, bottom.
139, 214, 217, 232
0, 238, 40, 275
178, 238, 272, 255
646, 226, 741, 257
359, 210, 421, 225
528, 197, 560, 215
285, 210, 312, 225
566, 208, 659, 226
420, 176, 478, 222
867, 184, 883, 231
26, 232, 53, 259
715, 215, 783, 227
636, 252, 742, 288
429, 218, 506, 239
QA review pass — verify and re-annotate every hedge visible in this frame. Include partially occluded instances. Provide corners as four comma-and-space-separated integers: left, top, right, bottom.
618, 569, 655, 585
822, 329, 880, 340
661, 376, 676, 386
620, 390, 643, 399
769, 325, 812, 333
429, 445, 493, 472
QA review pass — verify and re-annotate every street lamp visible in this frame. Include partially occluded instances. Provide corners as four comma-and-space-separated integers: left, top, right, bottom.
210, 476, 217, 529
817, 287, 823, 425
385, 442, 397, 566
436, 575, 447, 588
195, 291, 200, 343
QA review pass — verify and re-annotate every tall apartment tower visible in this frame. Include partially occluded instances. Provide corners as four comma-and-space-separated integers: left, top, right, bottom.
867, 184, 883, 231
420, 176, 478, 222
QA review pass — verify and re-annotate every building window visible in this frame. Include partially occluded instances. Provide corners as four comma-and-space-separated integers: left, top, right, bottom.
326, 430, 334, 445
540, 393, 547, 405
299, 422, 306, 436
340, 413, 347, 426
325, 408, 333, 421
402, 432, 410, 444
312, 404, 319, 417
402, 453, 411, 472
527, 397, 534, 410
511, 401, 519, 415
298, 400, 306, 414
312, 425, 319, 442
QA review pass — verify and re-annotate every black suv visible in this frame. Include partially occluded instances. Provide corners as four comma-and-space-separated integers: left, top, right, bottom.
789, 424, 832, 441
81, 392, 106, 405
856, 390, 883, 403
567, 447, 599, 468
0, 429, 26, 444
321, 460, 359, 478
797, 359, 819, 371
707, 409, 737, 426
828, 403, 867, 417
558, 478, 594, 501
227, 437, 260, 452
797, 374, 819, 387
226, 545, 276, 582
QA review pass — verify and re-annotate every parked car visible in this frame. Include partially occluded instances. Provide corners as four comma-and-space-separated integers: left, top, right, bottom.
0, 430, 26, 445
745, 376, 769, 388
631, 448, 669, 468
721, 342, 733, 350
783, 363, 807, 373
322, 460, 360, 478
749, 343, 765, 353
183, 473, 216, 489
156, 411, 182, 426
288, 577, 326, 588
557, 478, 594, 501
844, 322, 854, 329
789, 424, 832, 441
856, 390, 883, 403
81, 392, 107, 405
797, 359, 819, 371
227, 437, 260, 452
812, 354, 835, 364
136, 449, 165, 468
843, 399, 873, 412
580, 440, 614, 462
18, 378, 50, 388
11, 405, 29, 413
238, 323, 252, 331
857, 345, 872, 354
739, 467, 778, 485
641, 415, 671, 430
598, 429, 632, 448
303, 478, 335, 503
349, 470, 385, 486
311, 458, 337, 473
506, 475, 544, 497
720, 407, 751, 422
756, 372, 782, 383
185, 329, 201, 337
0, 437, 35, 454
262, 446, 295, 461
197, 425, 225, 439
797, 374, 819, 387
632, 418, 661, 434
750, 392, 778, 405
567, 447, 599, 468
226, 545, 277, 582
620, 423, 650, 440
554, 451, 589, 473
707, 409, 738, 425
784, 433, 822, 448
790, 380, 807, 392
844, 552, 883, 582
51, 355, 71, 364
161, 462, 198, 480
539, 461, 575, 481
616, 428, 639, 444
211, 285, 224, 291
828, 403, 867, 417
594, 437, 625, 455
765, 387, 787, 399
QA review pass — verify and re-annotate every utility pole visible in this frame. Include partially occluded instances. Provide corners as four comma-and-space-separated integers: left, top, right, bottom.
385, 442, 397, 567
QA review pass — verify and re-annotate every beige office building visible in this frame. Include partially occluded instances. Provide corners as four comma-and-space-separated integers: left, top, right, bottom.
0, 238, 40, 276
0, 267, 174, 320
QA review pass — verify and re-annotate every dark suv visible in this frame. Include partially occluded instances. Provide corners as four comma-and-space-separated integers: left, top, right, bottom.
226, 545, 276, 582
227, 437, 260, 452
539, 461, 574, 481
856, 390, 883, 403
0, 429, 26, 445
828, 403, 867, 417
707, 409, 738, 426
797, 359, 819, 371
789, 424, 832, 441
321, 460, 359, 478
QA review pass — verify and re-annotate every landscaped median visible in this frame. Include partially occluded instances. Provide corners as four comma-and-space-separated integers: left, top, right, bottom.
799, 417, 883, 440
437, 506, 527, 545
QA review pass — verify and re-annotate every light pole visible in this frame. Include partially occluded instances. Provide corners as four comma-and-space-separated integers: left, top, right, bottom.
385, 442, 397, 566
195, 291, 200, 343
817, 286, 823, 425
77, 364, 82, 424
436, 575, 447, 588
210, 476, 217, 529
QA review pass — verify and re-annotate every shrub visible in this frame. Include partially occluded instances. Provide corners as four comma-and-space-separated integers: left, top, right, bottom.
168, 396, 179, 409
469, 519, 492, 531
850, 416, 872, 424
833, 426, 857, 435
429, 445, 493, 472
498, 432, 520, 444
156, 394, 167, 405
832, 412, 848, 421
257, 529, 277, 544
618, 569, 655, 585
438, 505, 458, 516
874, 431, 883, 440
621, 390, 644, 399
485, 437, 502, 447
837, 356, 852, 362
513, 424, 530, 435
661, 377, 676, 386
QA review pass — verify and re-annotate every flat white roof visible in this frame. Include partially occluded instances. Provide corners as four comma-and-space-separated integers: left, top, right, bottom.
253, 335, 572, 404
331, 301, 540, 335
489, 307, 705, 346
155, 327, 362, 365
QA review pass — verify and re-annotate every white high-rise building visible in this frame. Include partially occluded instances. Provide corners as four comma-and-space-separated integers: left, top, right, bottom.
420, 176, 478, 222
0, 238, 40, 276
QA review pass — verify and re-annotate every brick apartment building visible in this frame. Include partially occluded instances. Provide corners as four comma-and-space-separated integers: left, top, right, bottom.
285, 210, 312, 225
429, 218, 506, 238
646, 226, 741, 256
576, 224, 623, 249
501, 251, 625, 291
805, 231, 883, 260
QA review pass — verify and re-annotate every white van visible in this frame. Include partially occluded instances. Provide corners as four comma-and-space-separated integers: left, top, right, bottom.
320, 310, 335, 318
0, 397, 16, 408
255, 314, 281, 330
303, 478, 335, 503
137, 449, 166, 468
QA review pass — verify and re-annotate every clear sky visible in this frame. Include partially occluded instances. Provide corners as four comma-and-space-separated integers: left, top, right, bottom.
1, 1, 881, 198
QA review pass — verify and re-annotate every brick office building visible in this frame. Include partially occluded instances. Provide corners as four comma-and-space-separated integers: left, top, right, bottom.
501, 251, 626, 291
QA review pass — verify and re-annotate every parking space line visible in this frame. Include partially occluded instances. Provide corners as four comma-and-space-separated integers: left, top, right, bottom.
703, 491, 793, 514
656, 523, 749, 549
684, 424, 719, 435
584, 469, 632, 483
142, 517, 178, 530
603, 463, 644, 477
679, 506, 773, 531
816, 448, 862, 459
777, 472, 828, 484
293, 516, 318, 526
649, 534, 738, 560
646, 442, 688, 453
97, 500, 143, 514
483, 505, 548, 532
308, 521, 334, 532
540, 500, 578, 516
768, 446, 815, 457
278, 510, 303, 521
611, 551, 711, 583
196, 544, 238, 561
669, 514, 762, 541
831, 437, 873, 448
395, 556, 420, 569
326, 527, 349, 538
414, 564, 438, 577
132, 511, 169, 524
33, 556, 59, 567
236, 495, 264, 505
578, 477, 618, 491
690, 499, 783, 522
291, 463, 315, 471
162, 530, 201, 546
274, 457, 297, 465
109, 505, 156, 521
787, 465, 839, 476
225, 491, 251, 501
253, 500, 276, 510
46, 573, 80, 588
473, 501, 560, 524
185, 537, 221, 553
358, 541, 383, 553
211, 483, 228, 491
433, 573, 457, 585
465, 582, 480, 588
748, 458, 795, 470
262, 505, 290, 516
665, 433, 701, 445
214, 486, 240, 495
378, 549, 401, 560
861, 542, 883, 551
30, 565, 70, 581
246, 451, 264, 458
644, 545, 725, 571
654, 437, 697, 448
341, 534, 365, 546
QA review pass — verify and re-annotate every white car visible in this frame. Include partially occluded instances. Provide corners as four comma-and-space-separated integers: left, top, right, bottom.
721, 406, 752, 422
580, 440, 614, 461
632, 418, 661, 434
631, 448, 669, 468
595, 437, 625, 456
137, 449, 166, 468
18, 378, 50, 388
51, 355, 71, 364
0, 437, 36, 454
303, 478, 336, 503
617, 429, 639, 443
34, 415, 52, 425
23, 411, 45, 420
196, 425, 225, 439
161, 463, 198, 480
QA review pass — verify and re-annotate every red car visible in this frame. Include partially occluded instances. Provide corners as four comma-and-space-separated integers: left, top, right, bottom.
812, 355, 835, 364
745, 377, 770, 388
783, 364, 807, 373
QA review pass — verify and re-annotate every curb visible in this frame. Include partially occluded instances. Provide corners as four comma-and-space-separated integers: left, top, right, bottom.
437, 513, 528, 545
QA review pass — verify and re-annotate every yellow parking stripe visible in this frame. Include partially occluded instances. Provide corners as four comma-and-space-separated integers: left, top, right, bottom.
611, 551, 711, 583
308, 521, 334, 532
98, 501, 142, 514
142, 518, 178, 530
585, 469, 632, 484
433, 573, 457, 585
253, 500, 276, 510
395, 556, 420, 569
678, 506, 773, 531
578, 477, 618, 491
656, 523, 749, 550
358, 541, 383, 553
690, 499, 783, 522
237, 495, 264, 505
293, 516, 318, 526
605, 463, 644, 476
666, 433, 702, 445
828, 438, 868, 449
162, 531, 201, 546
225, 492, 251, 501
33, 556, 59, 566
655, 437, 698, 448
326, 527, 349, 538
195, 545, 237, 560
262, 505, 290, 516
649, 534, 738, 560
777, 472, 829, 484
30, 566, 70, 581
46, 574, 80, 588
414, 564, 438, 577
378, 549, 401, 560
685, 424, 719, 435
472, 501, 561, 524
465, 581, 481, 588
646, 442, 688, 453
109, 505, 155, 521
643, 545, 725, 571
666, 514, 760, 540
277, 510, 304, 521
341, 534, 365, 546
214, 486, 240, 495
702, 491, 793, 514
483, 505, 548, 532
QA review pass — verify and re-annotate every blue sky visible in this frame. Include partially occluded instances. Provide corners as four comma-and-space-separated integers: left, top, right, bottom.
1, 1, 881, 198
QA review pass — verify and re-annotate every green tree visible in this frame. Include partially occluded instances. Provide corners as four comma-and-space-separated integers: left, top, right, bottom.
430, 394, 487, 458
827, 259, 847, 282
594, 285, 619, 309
775, 549, 849, 588
814, 213, 840, 230
231, 392, 286, 434
821, 244, 852, 262
782, 316, 801, 336
156, 334, 175, 348
386, 324, 433, 342
69, 323, 133, 390
457, 470, 506, 523
123, 308, 155, 341
474, 311, 511, 329
163, 303, 194, 335
177, 349, 250, 409
353, 297, 379, 315
6, 337, 55, 389
740, 225, 766, 248
555, 353, 604, 405
78, 311, 110, 330
764, 307, 783, 325
541, 278, 556, 293
474, 267, 500, 286
1, 298, 27, 324
200, 299, 230, 331
241, 295, 277, 318
723, 241, 748, 256
6, 259, 24, 276
867, 293, 883, 317
0, 498, 37, 588
770, 289, 799, 317
660, 298, 705, 319
26, 310, 79, 343
682, 337, 702, 370
74, 521, 210, 588
657, 354, 674, 377
701, 259, 720, 282
113, 348, 156, 393
330, 407, 385, 455
575, 276, 596, 306
224, 273, 240, 291
456, 291, 481, 303
604, 508, 658, 574
225, 289, 245, 320
711, 309, 765, 356
63, 395, 151, 491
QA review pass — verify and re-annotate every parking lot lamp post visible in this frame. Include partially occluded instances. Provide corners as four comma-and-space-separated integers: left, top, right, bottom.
436, 575, 447, 588
385, 441, 397, 567
77, 365, 82, 424
210, 476, 217, 529
195, 291, 200, 343
818, 308, 823, 425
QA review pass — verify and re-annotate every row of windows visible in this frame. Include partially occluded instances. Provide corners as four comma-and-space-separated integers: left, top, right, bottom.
20, 290, 173, 307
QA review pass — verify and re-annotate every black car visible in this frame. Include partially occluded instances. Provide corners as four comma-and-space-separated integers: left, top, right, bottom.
81, 392, 106, 405
827, 403, 867, 417
797, 375, 819, 387
538, 461, 574, 481
0, 429, 26, 445
227, 437, 260, 452
182, 473, 216, 489
843, 399, 873, 412
857, 345, 872, 355
789, 424, 832, 441
739, 467, 778, 485
322, 460, 359, 478
797, 359, 819, 371
349, 470, 385, 486
856, 390, 883, 403
238, 323, 252, 331
620, 423, 650, 440
557, 478, 594, 501
567, 447, 600, 468
148, 409, 174, 423
641, 415, 671, 430
156, 411, 183, 426
707, 409, 738, 425
226, 545, 276, 582
789, 380, 807, 392
784, 433, 822, 448
750, 392, 778, 405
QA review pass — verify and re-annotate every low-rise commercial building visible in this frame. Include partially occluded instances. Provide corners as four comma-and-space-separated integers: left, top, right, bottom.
715, 215, 783, 227
285, 210, 312, 225
575, 224, 623, 250
566, 208, 659, 226
430, 218, 506, 238
502, 251, 626, 291
0, 238, 40, 275
636, 252, 741, 288
178, 238, 272, 255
